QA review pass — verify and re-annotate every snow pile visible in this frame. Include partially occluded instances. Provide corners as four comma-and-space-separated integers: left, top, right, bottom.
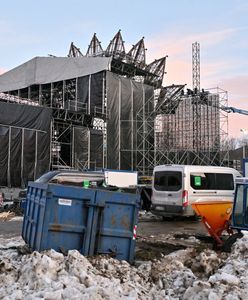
184, 232, 248, 299
138, 210, 161, 221
0, 234, 248, 299
0, 244, 196, 299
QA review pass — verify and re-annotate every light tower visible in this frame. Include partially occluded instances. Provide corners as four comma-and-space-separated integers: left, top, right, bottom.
192, 42, 200, 92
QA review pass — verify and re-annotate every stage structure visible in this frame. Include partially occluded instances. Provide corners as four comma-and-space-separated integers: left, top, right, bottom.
154, 87, 229, 168
0, 31, 165, 186
0, 30, 228, 187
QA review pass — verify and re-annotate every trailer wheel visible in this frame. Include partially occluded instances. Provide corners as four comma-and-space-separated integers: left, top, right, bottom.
223, 232, 243, 252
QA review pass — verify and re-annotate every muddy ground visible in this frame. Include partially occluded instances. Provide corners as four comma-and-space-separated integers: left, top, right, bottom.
0, 212, 213, 262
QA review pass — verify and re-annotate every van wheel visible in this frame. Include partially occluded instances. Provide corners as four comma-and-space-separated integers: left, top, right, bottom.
223, 232, 243, 252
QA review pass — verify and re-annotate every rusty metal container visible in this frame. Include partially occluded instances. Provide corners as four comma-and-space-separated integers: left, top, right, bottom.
22, 182, 140, 263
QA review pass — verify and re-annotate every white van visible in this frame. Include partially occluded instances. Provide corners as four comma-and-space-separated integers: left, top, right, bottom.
151, 165, 241, 217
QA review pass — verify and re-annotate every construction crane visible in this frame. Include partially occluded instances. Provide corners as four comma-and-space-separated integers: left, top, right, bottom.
220, 106, 248, 115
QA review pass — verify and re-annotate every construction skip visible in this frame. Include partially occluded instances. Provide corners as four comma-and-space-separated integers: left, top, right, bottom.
22, 181, 140, 263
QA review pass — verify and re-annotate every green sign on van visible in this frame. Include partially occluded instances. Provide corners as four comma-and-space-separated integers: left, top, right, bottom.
83, 180, 90, 188
194, 176, 201, 186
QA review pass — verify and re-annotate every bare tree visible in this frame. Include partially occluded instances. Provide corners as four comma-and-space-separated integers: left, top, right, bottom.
222, 137, 239, 151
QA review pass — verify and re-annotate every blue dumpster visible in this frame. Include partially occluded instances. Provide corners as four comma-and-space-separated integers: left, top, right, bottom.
22, 182, 140, 263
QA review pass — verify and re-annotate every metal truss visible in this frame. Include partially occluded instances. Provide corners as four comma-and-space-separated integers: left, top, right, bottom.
192, 42, 200, 92
68, 30, 167, 88
105, 30, 125, 59
68, 42, 83, 57
52, 108, 93, 127
144, 56, 167, 88
126, 37, 146, 68
0, 92, 39, 107
86, 33, 103, 57
155, 84, 185, 114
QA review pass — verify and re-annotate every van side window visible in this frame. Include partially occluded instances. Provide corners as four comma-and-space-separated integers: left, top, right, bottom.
190, 173, 234, 190
154, 171, 182, 191
215, 174, 234, 190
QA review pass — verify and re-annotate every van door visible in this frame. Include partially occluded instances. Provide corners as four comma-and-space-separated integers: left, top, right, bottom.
153, 170, 183, 209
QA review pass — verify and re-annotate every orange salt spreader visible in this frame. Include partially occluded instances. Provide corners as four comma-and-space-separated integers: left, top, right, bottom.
191, 200, 233, 247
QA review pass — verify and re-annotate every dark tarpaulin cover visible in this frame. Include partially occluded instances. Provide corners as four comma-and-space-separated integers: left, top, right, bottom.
0, 102, 52, 187
0, 127, 9, 186
77, 76, 89, 109
77, 72, 104, 114
36, 132, 51, 179
106, 72, 120, 169
9, 128, 22, 187
73, 126, 89, 167
23, 130, 36, 183
73, 126, 103, 169
90, 72, 104, 114
0, 101, 51, 131
90, 129, 103, 169
120, 78, 132, 170
106, 71, 154, 171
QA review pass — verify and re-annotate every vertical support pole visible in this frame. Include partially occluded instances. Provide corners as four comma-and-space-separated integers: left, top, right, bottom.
21, 128, 24, 187
142, 84, 145, 174
88, 75, 91, 114
104, 73, 108, 169
118, 78, 121, 170
51, 82, 53, 107
102, 72, 105, 115
62, 80, 65, 109
72, 126, 75, 168
7, 127, 11, 187
130, 80, 134, 170
39, 84, 42, 105
75, 77, 78, 111
34, 131, 38, 180
102, 73, 106, 169
50, 120, 53, 170
88, 129, 91, 169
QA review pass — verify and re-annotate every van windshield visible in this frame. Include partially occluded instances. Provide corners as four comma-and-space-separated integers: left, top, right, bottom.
154, 171, 182, 191
190, 173, 234, 190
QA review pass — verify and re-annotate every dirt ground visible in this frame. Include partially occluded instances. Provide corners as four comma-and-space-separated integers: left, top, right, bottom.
0, 214, 212, 262
135, 214, 213, 261
0, 215, 207, 237
138, 215, 206, 236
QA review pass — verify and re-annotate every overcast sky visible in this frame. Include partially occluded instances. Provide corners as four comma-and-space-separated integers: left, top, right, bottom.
0, 0, 247, 137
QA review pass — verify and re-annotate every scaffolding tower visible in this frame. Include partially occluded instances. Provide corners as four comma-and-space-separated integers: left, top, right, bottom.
136, 87, 229, 175
192, 42, 200, 92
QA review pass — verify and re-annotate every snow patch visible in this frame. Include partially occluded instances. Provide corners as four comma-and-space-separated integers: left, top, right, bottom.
0, 234, 248, 299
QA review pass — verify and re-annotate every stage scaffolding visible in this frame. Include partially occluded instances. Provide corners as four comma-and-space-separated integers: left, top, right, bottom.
2, 81, 229, 176
136, 86, 229, 175
0, 31, 229, 177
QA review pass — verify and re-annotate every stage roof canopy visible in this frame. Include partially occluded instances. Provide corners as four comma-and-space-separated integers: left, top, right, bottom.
0, 56, 112, 92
